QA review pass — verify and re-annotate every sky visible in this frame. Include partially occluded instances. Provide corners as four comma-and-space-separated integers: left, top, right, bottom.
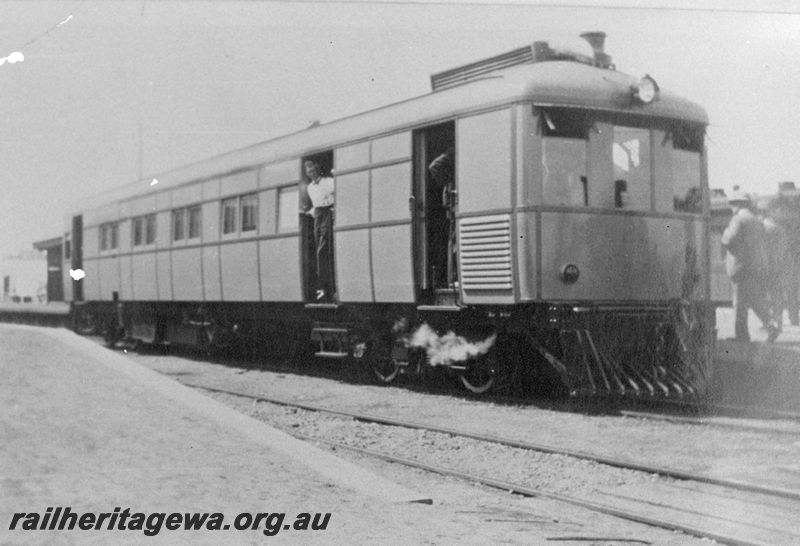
1, 0, 800, 260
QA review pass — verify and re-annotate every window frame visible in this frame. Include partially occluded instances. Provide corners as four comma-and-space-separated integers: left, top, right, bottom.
240, 193, 258, 232
222, 197, 238, 235
99, 222, 119, 252
132, 214, 157, 247
133, 217, 144, 246
537, 107, 705, 214
188, 205, 202, 239
172, 208, 186, 242
221, 193, 259, 235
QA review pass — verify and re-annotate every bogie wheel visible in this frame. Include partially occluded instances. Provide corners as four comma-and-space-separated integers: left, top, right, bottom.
74, 309, 97, 336
459, 349, 497, 394
372, 355, 401, 384
203, 319, 231, 350
353, 334, 401, 385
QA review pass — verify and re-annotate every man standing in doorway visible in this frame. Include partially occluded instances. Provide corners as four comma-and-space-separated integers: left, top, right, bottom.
721, 190, 779, 342
304, 159, 335, 302
428, 146, 457, 288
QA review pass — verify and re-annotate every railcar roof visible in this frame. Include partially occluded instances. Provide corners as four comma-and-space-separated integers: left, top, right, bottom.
74, 60, 708, 213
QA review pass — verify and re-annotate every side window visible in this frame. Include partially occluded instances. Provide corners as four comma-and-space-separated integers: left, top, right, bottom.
99, 224, 108, 251
172, 206, 202, 242
133, 217, 144, 246
188, 206, 202, 239
222, 198, 238, 234
110, 223, 118, 249
278, 186, 299, 233
134, 215, 156, 246
172, 209, 185, 241
145, 214, 156, 244
99, 222, 119, 251
222, 194, 259, 235
241, 193, 258, 232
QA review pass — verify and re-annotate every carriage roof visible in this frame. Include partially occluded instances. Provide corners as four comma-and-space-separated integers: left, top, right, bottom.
74, 58, 708, 213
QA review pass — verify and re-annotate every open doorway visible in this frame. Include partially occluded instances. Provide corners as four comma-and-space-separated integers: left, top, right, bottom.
413, 121, 456, 305
300, 151, 336, 303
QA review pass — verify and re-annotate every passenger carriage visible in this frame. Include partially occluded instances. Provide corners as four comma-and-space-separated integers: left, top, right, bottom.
64, 32, 712, 398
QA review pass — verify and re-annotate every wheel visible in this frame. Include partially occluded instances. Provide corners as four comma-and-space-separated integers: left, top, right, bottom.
371, 355, 401, 384
74, 309, 97, 335
352, 334, 402, 385
203, 319, 231, 350
102, 318, 121, 347
459, 351, 497, 394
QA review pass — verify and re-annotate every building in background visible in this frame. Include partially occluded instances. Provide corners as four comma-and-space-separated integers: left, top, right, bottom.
1, 250, 47, 303
32, 237, 64, 302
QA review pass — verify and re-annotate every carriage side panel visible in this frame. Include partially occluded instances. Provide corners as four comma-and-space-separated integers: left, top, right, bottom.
220, 241, 259, 301
456, 108, 515, 305
370, 159, 413, 302
260, 236, 302, 301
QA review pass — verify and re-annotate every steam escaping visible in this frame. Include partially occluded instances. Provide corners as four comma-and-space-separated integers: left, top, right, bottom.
406, 323, 496, 367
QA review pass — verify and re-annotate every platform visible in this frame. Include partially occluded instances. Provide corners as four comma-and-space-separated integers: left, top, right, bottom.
0, 301, 70, 327
712, 307, 800, 412
0, 324, 436, 544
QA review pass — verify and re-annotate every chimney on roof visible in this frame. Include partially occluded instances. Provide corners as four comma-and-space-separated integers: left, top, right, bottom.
579, 31, 613, 68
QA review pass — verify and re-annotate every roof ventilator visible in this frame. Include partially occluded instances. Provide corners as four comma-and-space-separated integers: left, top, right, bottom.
430, 31, 614, 92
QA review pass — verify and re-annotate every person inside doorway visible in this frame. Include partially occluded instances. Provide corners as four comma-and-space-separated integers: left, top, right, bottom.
428, 146, 457, 288
304, 158, 335, 302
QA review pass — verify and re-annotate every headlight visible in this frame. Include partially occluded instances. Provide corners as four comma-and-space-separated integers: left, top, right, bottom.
633, 74, 659, 104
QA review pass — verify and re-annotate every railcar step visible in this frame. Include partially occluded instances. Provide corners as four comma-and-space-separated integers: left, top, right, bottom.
314, 351, 349, 359
417, 305, 461, 312
311, 327, 349, 334
305, 303, 339, 310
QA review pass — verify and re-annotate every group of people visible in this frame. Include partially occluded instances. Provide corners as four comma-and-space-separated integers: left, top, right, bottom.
722, 188, 800, 342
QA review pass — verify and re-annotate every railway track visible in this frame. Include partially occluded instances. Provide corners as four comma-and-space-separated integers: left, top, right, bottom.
186, 382, 800, 545
619, 408, 800, 436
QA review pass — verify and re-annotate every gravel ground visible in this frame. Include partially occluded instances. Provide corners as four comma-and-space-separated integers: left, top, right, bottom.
126, 344, 800, 493
108, 340, 800, 543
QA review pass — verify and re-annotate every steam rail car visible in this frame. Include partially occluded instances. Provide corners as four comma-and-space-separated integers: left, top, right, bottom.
63, 32, 712, 398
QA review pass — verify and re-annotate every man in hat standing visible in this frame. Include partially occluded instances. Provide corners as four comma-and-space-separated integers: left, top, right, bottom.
721, 190, 779, 342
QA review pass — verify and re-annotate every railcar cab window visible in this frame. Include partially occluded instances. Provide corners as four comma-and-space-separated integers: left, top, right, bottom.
133, 214, 156, 246
537, 108, 703, 213
668, 127, 703, 213
613, 126, 651, 210
540, 108, 589, 207
99, 222, 119, 251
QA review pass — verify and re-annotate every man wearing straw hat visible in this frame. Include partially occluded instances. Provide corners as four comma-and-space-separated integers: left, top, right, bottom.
721, 190, 779, 342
